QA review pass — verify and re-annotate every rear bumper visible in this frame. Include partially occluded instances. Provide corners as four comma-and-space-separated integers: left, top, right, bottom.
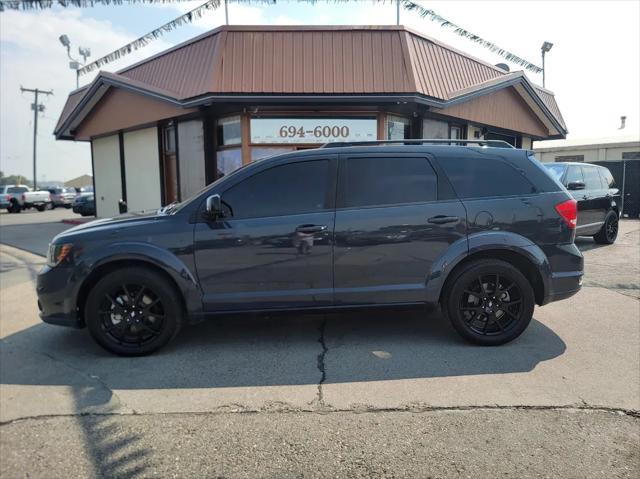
540, 243, 584, 305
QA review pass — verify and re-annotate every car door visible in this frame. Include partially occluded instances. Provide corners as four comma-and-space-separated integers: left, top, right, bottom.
580, 165, 608, 233
193, 157, 337, 312
333, 154, 467, 305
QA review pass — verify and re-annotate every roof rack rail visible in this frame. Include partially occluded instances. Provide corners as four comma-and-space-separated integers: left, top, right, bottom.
321, 139, 515, 149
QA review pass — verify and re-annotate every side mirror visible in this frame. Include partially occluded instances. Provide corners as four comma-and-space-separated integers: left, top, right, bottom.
205, 194, 223, 218
567, 181, 586, 191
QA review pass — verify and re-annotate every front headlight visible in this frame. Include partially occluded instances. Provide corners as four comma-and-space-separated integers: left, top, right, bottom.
47, 243, 74, 268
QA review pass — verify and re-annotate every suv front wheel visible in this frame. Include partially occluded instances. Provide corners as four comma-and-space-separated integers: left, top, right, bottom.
444, 259, 535, 346
85, 267, 183, 356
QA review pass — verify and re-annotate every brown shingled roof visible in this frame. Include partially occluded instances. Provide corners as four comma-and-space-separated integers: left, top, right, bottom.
56, 25, 567, 138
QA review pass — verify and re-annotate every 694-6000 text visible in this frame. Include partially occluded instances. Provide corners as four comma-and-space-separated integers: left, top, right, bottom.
278, 125, 350, 139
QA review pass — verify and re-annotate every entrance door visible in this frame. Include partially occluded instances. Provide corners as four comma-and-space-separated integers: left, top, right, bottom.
194, 157, 337, 311
161, 125, 179, 204
333, 154, 467, 305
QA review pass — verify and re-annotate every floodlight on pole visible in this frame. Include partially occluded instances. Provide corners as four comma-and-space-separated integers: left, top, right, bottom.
541, 41, 553, 88
59, 34, 91, 89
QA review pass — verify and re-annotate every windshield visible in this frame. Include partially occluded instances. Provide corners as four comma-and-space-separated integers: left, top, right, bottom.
543, 163, 566, 181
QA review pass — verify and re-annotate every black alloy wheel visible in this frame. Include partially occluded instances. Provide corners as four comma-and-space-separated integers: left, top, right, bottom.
594, 211, 619, 245
85, 267, 182, 356
459, 273, 523, 336
445, 259, 535, 346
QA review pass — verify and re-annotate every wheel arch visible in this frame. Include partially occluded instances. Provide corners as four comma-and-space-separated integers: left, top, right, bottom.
439, 249, 547, 306
427, 232, 551, 306
76, 259, 188, 326
74, 243, 201, 324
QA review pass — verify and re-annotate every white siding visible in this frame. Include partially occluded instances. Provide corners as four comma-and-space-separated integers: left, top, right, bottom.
123, 127, 162, 212
92, 135, 122, 218
178, 120, 206, 200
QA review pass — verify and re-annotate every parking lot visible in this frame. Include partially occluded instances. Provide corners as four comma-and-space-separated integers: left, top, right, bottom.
0, 212, 638, 478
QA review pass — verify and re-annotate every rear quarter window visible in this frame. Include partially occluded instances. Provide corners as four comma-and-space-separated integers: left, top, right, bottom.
439, 156, 537, 199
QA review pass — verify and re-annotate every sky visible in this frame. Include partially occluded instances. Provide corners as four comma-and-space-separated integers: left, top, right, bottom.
0, 0, 639, 183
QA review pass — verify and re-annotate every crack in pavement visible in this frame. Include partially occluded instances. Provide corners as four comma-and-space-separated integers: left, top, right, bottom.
311, 317, 329, 409
2, 404, 638, 426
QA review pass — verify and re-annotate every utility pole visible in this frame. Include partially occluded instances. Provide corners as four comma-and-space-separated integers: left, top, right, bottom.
396, 0, 400, 25
20, 86, 53, 191
224, 0, 229, 25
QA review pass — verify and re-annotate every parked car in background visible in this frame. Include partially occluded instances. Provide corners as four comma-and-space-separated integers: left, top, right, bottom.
72, 194, 96, 216
74, 186, 94, 195
543, 162, 621, 244
38, 140, 583, 356
0, 185, 52, 213
48, 187, 76, 209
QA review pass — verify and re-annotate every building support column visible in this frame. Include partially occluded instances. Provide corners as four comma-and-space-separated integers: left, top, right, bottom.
241, 112, 251, 165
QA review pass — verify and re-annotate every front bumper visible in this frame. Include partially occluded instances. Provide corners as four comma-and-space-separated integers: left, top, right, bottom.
36, 264, 84, 328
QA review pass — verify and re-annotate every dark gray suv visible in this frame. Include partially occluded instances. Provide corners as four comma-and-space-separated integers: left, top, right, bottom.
37, 140, 583, 355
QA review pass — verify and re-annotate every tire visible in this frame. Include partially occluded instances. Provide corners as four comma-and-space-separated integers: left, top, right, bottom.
593, 211, 619, 245
36, 205, 45, 212
8, 201, 21, 213
64, 204, 72, 209
443, 259, 535, 346
85, 266, 183, 356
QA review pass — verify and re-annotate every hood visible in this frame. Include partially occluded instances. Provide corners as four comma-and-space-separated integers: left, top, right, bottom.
57, 209, 164, 238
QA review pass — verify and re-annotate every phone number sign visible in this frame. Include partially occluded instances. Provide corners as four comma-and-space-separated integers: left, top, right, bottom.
250, 118, 377, 144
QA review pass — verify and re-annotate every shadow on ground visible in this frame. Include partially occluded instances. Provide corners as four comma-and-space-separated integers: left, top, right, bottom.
1, 310, 565, 391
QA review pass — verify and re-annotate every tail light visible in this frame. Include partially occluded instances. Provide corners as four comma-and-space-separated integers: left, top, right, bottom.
555, 199, 577, 229
22, 194, 26, 201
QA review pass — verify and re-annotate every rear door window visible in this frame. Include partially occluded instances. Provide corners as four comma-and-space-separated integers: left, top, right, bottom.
222, 160, 331, 219
564, 166, 584, 186
581, 166, 603, 190
338, 156, 437, 208
439, 156, 536, 198
598, 168, 615, 188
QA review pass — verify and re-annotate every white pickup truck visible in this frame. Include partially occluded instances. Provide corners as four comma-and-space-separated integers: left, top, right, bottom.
0, 185, 52, 213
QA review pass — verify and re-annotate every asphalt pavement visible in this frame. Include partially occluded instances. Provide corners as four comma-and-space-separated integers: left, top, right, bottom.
0, 216, 638, 478
0, 208, 80, 256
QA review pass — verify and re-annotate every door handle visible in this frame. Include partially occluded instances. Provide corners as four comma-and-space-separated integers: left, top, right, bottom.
427, 215, 459, 225
582, 195, 589, 200
295, 224, 327, 234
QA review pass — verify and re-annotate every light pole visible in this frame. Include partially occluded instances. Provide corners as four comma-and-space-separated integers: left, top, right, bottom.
541, 41, 553, 88
59, 34, 91, 89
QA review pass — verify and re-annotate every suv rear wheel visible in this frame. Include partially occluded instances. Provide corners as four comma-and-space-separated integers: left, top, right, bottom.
593, 211, 618, 245
85, 267, 183, 356
444, 259, 535, 346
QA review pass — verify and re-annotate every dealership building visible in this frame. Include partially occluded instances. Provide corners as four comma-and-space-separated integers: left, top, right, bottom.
54, 25, 567, 218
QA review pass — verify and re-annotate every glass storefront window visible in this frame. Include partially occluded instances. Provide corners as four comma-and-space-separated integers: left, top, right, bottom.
216, 148, 242, 178
387, 115, 411, 140
217, 116, 241, 146
250, 146, 295, 162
